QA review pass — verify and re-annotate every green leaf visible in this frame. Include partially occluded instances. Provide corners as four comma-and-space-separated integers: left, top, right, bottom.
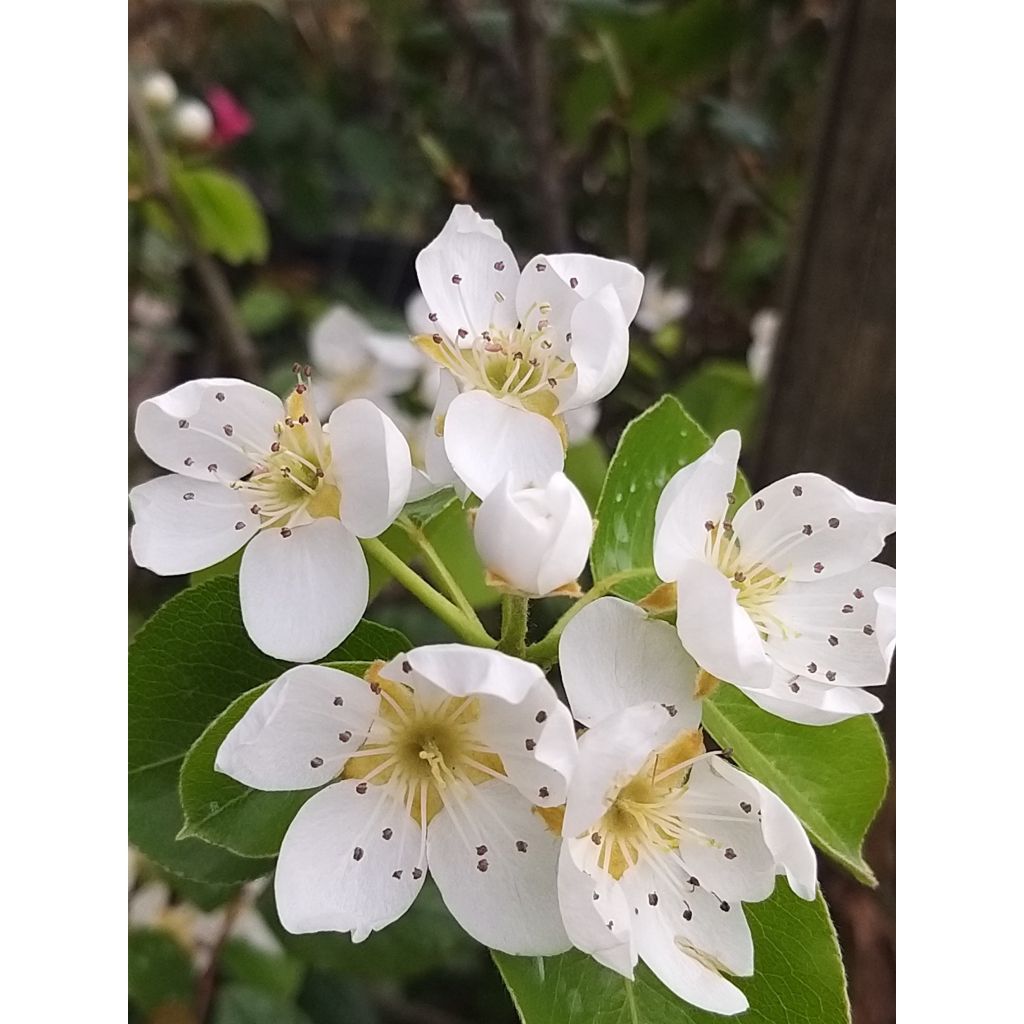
221, 939, 305, 1002
564, 438, 609, 510
214, 984, 313, 1024
494, 886, 849, 1024
261, 879, 480, 981
702, 687, 888, 886
173, 167, 269, 265
678, 360, 760, 439
128, 929, 195, 1013
239, 284, 292, 335
129, 575, 407, 882
179, 664, 370, 858
403, 487, 459, 527
591, 396, 748, 601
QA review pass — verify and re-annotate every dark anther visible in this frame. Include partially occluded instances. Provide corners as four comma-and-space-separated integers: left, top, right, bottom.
476, 845, 488, 856
826, 671, 837, 682
382, 828, 393, 840
525, 738, 536, 751
663, 704, 678, 717
569, 276, 579, 288
402, 660, 412, 673
223, 424, 234, 436
724, 848, 736, 860
535, 710, 548, 723
178, 419, 188, 429
828, 635, 839, 647
353, 847, 364, 861
806, 662, 818, 674
183, 492, 195, 501
793, 485, 803, 496
740, 802, 752, 813
516, 840, 528, 853
591, 833, 602, 845
393, 870, 403, 879
864, 624, 875, 636
339, 731, 352, 743
828, 517, 840, 528
813, 562, 825, 574
451, 274, 462, 284
538, 786, 549, 798
854, 588, 864, 599
333, 696, 344, 706
280, 527, 292, 538
234, 522, 246, 531
412, 868, 423, 879
790, 680, 801, 692
802, 524, 813, 536
755, 498, 764, 510
310, 757, 323, 768
355, 782, 368, 795
494, 261, 505, 271
648, 893, 659, 906
477, 859, 489, 872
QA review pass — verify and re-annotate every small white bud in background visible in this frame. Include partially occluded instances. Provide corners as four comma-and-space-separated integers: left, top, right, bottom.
473, 472, 592, 597
171, 99, 214, 144
139, 70, 178, 112
748, 308, 781, 384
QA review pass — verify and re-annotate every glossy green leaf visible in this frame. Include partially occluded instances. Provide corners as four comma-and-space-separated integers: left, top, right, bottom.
702, 687, 888, 886
179, 665, 370, 858
564, 438, 609, 510
173, 167, 269, 265
128, 929, 195, 1013
129, 575, 407, 882
591, 395, 748, 601
494, 886, 849, 1024
678, 360, 760, 440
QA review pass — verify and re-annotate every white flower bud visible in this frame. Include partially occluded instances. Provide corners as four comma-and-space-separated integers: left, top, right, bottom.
473, 472, 592, 597
171, 99, 214, 144
139, 70, 178, 112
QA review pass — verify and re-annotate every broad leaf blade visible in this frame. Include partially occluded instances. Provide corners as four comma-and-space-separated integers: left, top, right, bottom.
702, 687, 888, 886
494, 887, 849, 1024
129, 575, 406, 882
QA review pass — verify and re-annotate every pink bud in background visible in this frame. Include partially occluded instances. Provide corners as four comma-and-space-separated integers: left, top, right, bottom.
206, 86, 253, 145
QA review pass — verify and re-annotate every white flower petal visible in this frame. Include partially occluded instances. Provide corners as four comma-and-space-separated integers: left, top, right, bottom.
473, 472, 591, 596
741, 666, 883, 726
415, 205, 518, 344
239, 518, 368, 662
620, 856, 753, 977
275, 781, 425, 936
309, 305, 374, 380
710, 760, 817, 900
405, 290, 434, 335
560, 285, 630, 410
129, 475, 256, 575
214, 665, 380, 791
766, 562, 897, 688
559, 597, 702, 729
135, 379, 281, 481
653, 431, 741, 581
874, 586, 896, 665
732, 473, 896, 581
563, 703, 684, 838
557, 840, 636, 977
422, 369, 461, 493
427, 780, 570, 955
673, 558, 772, 689
442, 390, 564, 498
673, 760, 776, 903
564, 402, 600, 444
329, 400, 412, 538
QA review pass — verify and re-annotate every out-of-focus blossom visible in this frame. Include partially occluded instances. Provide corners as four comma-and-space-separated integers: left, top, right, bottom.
171, 99, 214, 145
748, 309, 780, 384
206, 86, 254, 146
635, 268, 691, 333
140, 70, 177, 112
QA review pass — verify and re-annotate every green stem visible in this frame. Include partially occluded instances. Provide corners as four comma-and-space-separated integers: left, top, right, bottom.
498, 594, 529, 657
396, 515, 484, 628
361, 537, 496, 648
523, 568, 650, 666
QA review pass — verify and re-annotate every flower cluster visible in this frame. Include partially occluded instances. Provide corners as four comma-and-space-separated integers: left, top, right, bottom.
138, 68, 252, 148
130, 205, 896, 1014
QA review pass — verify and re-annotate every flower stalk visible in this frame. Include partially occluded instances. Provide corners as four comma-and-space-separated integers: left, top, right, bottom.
498, 594, 530, 658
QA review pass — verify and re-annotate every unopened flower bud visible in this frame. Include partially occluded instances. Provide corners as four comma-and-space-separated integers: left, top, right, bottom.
140, 70, 177, 112
171, 99, 214, 144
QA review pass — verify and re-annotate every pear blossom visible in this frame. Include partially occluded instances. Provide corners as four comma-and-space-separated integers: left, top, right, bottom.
473, 472, 592, 597
129, 375, 411, 662
747, 309, 780, 384
412, 205, 644, 497
652, 429, 896, 724
215, 651, 577, 954
556, 615, 815, 1015
635, 267, 691, 333
171, 98, 214, 144
140, 70, 177, 112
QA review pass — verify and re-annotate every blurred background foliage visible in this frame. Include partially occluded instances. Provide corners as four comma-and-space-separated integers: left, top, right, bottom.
128, 2, 891, 1023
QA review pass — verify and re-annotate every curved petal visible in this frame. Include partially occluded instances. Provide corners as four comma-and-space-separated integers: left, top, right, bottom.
563, 703, 685, 838
405, 289, 434, 335
560, 285, 630, 410
559, 597, 702, 729
874, 586, 896, 665
620, 856, 753, 977
732, 473, 896, 581
710, 759, 817, 900
515, 253, 644, 341
653, 431, 741, 580
443, 390, 564, 498
422, 369, 461, 492
427, 780, 569, 955
214, 665, 381, 791
309, 306, 373, 379
239, 519, 368, 662
415, 205, 518, 345
564, 402, 599, 444
766, 562, 897, 689
537, 474, 593, 594
275, 780, 425, 937
129, 474, 256, 575
557, 840, 636, 977
674, 558, 772, 689
135, 379, 281, 481
740, 666, 883, 726
329, 399, 412, 537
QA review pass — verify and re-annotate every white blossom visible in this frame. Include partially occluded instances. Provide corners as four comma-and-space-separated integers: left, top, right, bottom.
215, 651, 577, 954
747, 309, 780, 384
556, 612, 815, 1014
130, 376, 411, 662
473, 472, 592, 597
653, 430, 896, 724
413, 205, 643, 497
171, 99, 214, 144
635, 267, 691, 333
140, 70, 178, 112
